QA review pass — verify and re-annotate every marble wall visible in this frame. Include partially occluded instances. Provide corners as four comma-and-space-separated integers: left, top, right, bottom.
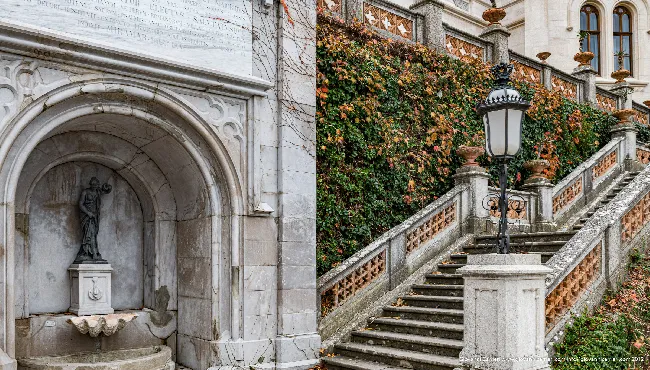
27, 162, 144, 314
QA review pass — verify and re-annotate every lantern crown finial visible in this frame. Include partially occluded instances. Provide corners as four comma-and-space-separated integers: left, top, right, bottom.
491, 63, 513, 89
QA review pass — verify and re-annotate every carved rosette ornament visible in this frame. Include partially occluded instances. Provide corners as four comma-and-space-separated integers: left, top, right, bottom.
457, 146, 484, 167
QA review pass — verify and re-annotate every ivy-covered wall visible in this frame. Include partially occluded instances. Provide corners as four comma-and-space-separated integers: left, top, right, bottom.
316, 14, 618, 276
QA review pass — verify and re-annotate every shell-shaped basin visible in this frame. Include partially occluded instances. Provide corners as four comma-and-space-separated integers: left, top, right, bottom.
18, 346, 173, 370
67, 313, 138, 337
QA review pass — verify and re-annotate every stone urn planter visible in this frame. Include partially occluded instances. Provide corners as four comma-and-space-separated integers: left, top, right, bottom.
457, 146, 484, 167
611, 68, 631, 83
573, 51, 594, 67
613, 108, 635, 123
524, 159, 550, 180
643, 100, 650, 108
482, 7, 506, 25
536, 52, 551, 64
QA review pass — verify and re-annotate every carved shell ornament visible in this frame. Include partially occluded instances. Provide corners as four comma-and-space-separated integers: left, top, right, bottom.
68, 313, 138, 337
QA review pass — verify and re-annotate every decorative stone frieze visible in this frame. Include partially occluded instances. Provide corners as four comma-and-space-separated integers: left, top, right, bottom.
320, 250, 387, 316
638, 148, 650, 165
592, 150, 617, 180
621, 191, 650, 243
596, 93, 617, 112
545, 242, 601, 329
406, 202, 456, 254
445, 34, 484, 61
553, 177, 583, 214
551, 75, 578, 101
511, 60, 541, 85
363, 3, 414, 40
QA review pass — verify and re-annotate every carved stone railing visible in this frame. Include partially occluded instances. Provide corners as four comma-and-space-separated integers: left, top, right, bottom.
545, 164, 650, 340
633, 102, 650, 126
550, 69, 581, 102
551, 138, 625, 221
361, 0, 423, 42
443, 23, 492, 62
638, 142, 650, 165
509, 51, 544, 86
317, 185, 466, 340
596, 87, 619, 112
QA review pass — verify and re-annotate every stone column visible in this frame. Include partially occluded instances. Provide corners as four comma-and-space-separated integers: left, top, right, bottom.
542, 65, 552, 91
480, 25, 510, 65
458, 254, 552, 370
522, 178, 555, 232
453, 165, 491, 235
410, 0, 446, 53
275, 0, 322, 368
0, 351, 16, 370
572, 66, 597, 105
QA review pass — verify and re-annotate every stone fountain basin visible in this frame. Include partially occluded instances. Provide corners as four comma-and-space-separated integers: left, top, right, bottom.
18, 346, 173, 370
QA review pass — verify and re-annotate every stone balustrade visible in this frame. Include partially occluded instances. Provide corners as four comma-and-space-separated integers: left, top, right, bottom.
545, 164, 650, 340
551, 138, 625, 221
317, 185, 466, 341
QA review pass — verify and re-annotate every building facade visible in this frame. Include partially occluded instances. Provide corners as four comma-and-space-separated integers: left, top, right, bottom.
383, 0, 650, 102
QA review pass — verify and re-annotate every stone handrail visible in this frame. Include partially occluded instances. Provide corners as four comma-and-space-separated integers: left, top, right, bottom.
544, 163, 650, 339
317, 184, 467, 339
551, 137, 625, 220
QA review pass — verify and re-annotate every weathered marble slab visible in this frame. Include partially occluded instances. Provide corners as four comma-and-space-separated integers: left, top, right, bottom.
1, 0, 253, 76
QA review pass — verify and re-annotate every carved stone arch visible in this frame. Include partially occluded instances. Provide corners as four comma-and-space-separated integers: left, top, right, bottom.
0, 78, 246, 365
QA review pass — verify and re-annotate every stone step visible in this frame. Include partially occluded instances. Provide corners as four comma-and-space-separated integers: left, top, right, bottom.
367, 318, 464, 340
350, 330, 463, 357
321, 356, 405, 370
475, 231, 576, 243
333, 343, 460, 370
382, 306, 463, 324
467, 241, 565, 253
411, 284, 463, 297
400, 295, 463, 310
450, 252, 555, 264
436, 263, 465, 274
424, 273, 463, 285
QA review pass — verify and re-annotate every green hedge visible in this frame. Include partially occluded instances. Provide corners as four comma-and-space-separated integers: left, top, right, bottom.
316, 14, 617, 276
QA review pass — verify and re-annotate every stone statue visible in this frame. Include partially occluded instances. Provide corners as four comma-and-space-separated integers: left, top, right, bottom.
74, 177, 112, 264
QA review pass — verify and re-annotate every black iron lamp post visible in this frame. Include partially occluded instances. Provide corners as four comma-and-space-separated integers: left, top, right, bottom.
477, 63, 530, 254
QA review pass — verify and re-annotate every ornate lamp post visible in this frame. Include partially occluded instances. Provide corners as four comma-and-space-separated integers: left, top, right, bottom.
477, 63, 530, 254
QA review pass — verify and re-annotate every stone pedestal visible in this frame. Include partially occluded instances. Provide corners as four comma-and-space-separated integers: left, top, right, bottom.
411, 0, 446, 53
522, 178, 555, 232
454, 166, 491, 234
572, 66, 597, 105
480, 25, 511, 65
69, 264, 114, 316
458, 254, 552, 370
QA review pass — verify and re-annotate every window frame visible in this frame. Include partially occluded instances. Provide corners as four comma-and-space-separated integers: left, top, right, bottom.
580, 5, 601, 75
613, 5, 633, 75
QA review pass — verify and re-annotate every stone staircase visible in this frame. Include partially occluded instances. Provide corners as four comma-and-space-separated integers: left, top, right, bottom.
321, 172, 640, 370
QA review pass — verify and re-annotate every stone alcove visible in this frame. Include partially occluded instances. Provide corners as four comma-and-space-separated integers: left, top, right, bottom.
0, 80, 241, 369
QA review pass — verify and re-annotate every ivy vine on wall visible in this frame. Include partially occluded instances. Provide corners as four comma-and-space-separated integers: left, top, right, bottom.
315, 12, 617, 276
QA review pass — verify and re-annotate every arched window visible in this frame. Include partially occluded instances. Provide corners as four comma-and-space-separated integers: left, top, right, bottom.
613, 6, 632, 73
580, 5, 601, 73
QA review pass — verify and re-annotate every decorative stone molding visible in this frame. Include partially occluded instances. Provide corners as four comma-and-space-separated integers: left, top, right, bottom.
553, 177, 583, 214
592, 150, 617, 180
596, 93, 617, 113
445, 34, 484, 61
545, 242, 601, 329
511, 60, 541, 85
621, 191, 650, 243
318, 0, 343, 13
638, 148, 650, 165
363, 2, 414, 40
320, 250, 386, 317
406, 202, 456, 254
487, 197, 527, 220
551, 75, 578, 101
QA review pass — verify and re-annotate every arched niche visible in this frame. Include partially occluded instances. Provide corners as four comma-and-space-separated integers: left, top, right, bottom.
0, 79, 244, 368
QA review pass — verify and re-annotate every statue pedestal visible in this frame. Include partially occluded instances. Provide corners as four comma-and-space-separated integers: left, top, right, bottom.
69, 264, 114, 316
